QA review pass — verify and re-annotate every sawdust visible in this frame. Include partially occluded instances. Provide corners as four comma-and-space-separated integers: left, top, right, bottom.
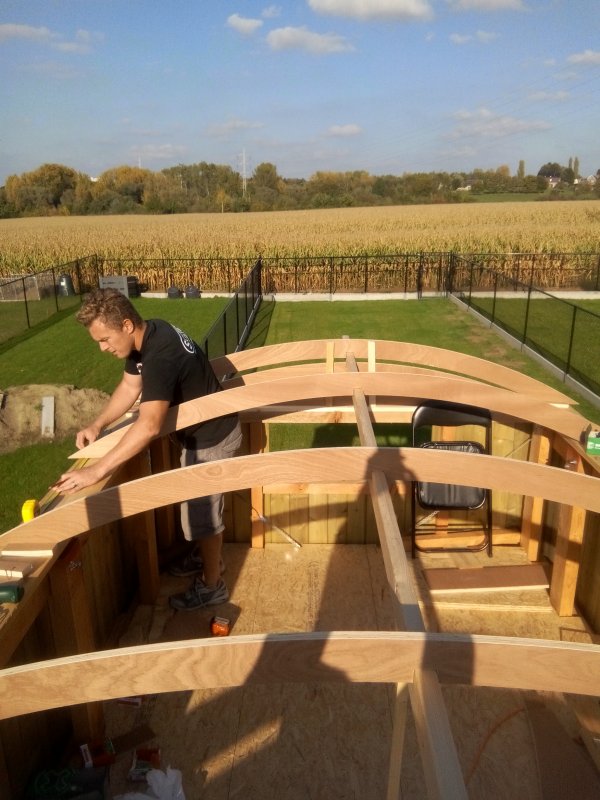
0, 384, 109, 454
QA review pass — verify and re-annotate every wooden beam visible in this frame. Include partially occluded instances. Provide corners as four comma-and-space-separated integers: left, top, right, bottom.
73, 371, 588, 459
349, 363, 466, 800
550, 448, 587, 616
1, 631, 599, 720
3, 448, 600, 551
210, 339, 573, 404
520, 426, 552, 561
48, 539, 104, 742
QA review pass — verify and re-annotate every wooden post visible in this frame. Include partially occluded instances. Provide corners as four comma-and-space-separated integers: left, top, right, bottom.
249, 421, 267, 548
550, 447, 587, 616
119, 451, 160, 603
520, 426, 552, 561
149, 436, 178, 550
48, 538, 104, 742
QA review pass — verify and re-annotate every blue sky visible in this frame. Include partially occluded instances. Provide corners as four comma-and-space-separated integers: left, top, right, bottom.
1, 1, 598, 185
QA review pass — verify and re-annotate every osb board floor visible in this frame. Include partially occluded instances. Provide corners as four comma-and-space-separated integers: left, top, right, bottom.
105, 543, 599, 800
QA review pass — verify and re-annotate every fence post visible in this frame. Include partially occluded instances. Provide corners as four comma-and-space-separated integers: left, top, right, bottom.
22, 277, 31, 329
417, 252, 423, 299
52, 268, 59, 313
565, 306, 577, 380
491, 273, 498, 324
363, 255, 369, 293
468, 260, 473, 307
523, 285, 532, 346
596, 254, 600, 291
329, 256, 334, 295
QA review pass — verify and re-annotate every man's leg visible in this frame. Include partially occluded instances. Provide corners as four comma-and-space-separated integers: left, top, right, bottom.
196, 531, 223, 588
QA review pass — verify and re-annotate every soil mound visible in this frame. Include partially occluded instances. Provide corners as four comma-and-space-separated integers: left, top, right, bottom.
0, 384, 109, 454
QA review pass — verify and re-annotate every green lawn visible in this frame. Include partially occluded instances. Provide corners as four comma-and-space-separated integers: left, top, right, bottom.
1, 296, 599, 535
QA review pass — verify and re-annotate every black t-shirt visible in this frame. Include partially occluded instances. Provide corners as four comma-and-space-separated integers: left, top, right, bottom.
125, 319, 238, 446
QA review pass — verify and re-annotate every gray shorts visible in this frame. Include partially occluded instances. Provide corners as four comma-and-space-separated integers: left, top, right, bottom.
179, 421, 243, 541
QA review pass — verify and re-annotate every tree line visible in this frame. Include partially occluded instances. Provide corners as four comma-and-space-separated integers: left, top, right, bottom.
1, 159, 598, 218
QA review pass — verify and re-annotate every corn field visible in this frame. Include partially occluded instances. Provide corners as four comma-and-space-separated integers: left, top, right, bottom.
1, 201, 600, 280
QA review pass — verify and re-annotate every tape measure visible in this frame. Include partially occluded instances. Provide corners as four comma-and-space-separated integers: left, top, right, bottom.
21, 499, 39, 522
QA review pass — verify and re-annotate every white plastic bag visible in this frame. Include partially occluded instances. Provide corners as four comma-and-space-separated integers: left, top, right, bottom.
115, 767, 186, 800
146, 767, 186, 800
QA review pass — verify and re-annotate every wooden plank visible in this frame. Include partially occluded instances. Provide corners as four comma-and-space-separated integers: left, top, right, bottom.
3, 448, 600, 550
210, 339, 573, 404
72, 371, 589, 459
149, 437, 177, 550
48, 539, 104, 742
423, 563, 550, 593
249, 421, 267, 548
2, 631, 600, 720
525, 699, 600, 799
350, 377, 466, 800
550, 448, 587, 616
520, 426, 552, 561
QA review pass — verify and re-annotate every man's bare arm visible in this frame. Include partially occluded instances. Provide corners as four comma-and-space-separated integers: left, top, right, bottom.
54, 398, 170, 494
76, 372, 142, 449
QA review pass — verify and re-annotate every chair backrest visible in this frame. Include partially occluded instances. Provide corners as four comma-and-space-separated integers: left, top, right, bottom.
412, 400, 491, 436
417, 441, 487, 508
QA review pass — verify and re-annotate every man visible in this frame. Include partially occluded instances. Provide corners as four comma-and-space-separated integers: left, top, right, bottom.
53, 287, 242, 610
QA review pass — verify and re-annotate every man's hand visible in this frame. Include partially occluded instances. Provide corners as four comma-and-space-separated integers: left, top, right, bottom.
51, 464, 106, 495
76, 423, 103, 450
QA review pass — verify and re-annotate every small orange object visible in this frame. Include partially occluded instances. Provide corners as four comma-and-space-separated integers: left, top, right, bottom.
210, 615, 230, 636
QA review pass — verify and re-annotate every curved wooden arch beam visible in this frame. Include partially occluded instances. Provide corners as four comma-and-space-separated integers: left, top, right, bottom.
221, 362, 483, 388
0, 631, 599, 720
211, 339, 573, 404
74, 371, 587, 459
4, 448, 600, 548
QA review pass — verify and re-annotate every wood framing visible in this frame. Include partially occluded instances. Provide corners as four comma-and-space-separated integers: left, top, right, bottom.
1, 632, 599, 720
2, 338, 600, 800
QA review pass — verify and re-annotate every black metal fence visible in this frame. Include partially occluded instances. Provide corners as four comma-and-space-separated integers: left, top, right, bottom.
202, 258, 262, 360
0, 255, 100, 345
450, 255, 600, 397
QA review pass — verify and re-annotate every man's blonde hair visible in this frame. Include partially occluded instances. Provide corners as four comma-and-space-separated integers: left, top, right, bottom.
76, 288, 143, 330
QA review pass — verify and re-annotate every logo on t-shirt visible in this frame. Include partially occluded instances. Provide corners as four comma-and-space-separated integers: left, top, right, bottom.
173, 325, 196, 354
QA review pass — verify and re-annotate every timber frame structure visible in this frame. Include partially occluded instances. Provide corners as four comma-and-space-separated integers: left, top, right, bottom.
1, 338, 600, 799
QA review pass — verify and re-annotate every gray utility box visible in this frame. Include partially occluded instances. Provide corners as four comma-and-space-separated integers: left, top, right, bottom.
99, 275, 139, 297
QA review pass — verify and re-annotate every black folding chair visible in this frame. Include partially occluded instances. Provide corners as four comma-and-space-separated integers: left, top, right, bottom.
411, 400, 493, 558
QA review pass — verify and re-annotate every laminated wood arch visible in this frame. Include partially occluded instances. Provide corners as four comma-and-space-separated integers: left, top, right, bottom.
211, 339, 574, 404
73, 371, 588, 460
4, 447, 600, 549
1, 631, 599, 720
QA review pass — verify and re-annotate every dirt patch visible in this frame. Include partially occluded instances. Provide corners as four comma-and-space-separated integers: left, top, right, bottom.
0, 384, 110, 454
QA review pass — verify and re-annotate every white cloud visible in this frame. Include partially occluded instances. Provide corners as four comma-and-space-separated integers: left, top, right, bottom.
205, 118, 265, 137
451, 29, 497, 43
448, 107, 550, 139
450, 33, 472, 44
308, 0, 434, 22
226, 14, 263, 36
0, 23, 100, 53
133, 143, 188, 161
567, 49, 600, 66
327, 123, 362, 136
266, 26, 354, 54
0, 23, 55, 43
447, 0, 525, 10
262, 5, 281, 18
528, 90, 569, 102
